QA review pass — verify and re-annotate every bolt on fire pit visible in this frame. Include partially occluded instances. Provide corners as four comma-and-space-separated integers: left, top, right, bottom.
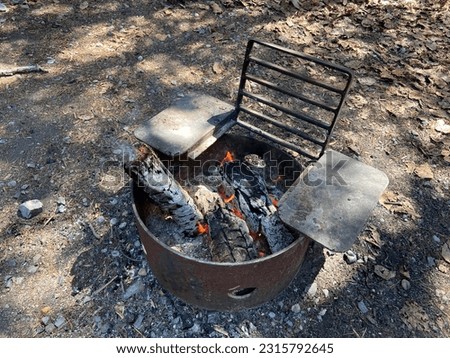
128, 39, 388, 311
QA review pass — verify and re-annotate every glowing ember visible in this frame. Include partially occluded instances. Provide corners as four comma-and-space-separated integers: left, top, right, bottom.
221, 151, 234, 165
231, 208, 244, 220
197, 222, 209, 235
269, 195, 279, 208
223, 193, 235, 203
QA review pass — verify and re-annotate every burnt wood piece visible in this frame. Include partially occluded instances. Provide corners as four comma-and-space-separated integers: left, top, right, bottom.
192, 185, 258, 263
223, 160, 295, 253
124, 146, 203, 236
207, 206, 258, 263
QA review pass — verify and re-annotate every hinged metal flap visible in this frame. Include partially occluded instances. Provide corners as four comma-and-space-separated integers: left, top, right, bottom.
278, 150, 389, 252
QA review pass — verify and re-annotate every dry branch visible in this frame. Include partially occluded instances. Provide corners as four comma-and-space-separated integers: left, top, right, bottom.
0, 64, 47, 77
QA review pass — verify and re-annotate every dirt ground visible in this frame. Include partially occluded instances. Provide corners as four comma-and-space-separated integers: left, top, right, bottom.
1, 0, 449, 338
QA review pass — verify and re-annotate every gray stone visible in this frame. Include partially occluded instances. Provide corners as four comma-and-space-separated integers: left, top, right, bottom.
344, 250, 357, 264
291, 303, 301, 313
0, 3, 8, 12
123, 280, 145, 300
401, 279, 411, 290
54, 316, 65, 328
268, 312, 276, 319
18, 199, 43, 219
307, 282, 318, 298
134, 93, 235, 157
432, 235, 441, 243
442, 240, 450, 264
119, 222, 127, 230
7, 180, 17, 187
27, 264, 39, 274
133, 314, 144, 330
110, 218, 118, 226
41, 316, 50, 325
357, 300, 369, 314
322, 289, 330, 298
278, 150, 389, 252
45, 323, 56, 333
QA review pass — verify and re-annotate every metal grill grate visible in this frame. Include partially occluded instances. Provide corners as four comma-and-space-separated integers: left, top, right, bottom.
235, 39, 353, 160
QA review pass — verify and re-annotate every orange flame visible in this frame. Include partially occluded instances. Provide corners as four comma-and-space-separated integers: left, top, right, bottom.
197, 222, 209, 235
269, 195, 279, 208
221, 151, 234, 165
224, 193, 235, 203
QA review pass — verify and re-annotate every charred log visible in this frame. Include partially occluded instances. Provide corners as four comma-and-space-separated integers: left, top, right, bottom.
206, 206, 258, 263
124, 145, 203, 235
192, 185, 258, 263
223, 160, 295, 253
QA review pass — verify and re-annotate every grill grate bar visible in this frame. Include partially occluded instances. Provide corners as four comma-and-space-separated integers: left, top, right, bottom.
248, 56, 345, 95
239, 105, 325, 146
236, 119, 317, 160
245, 73, 337, 113
241, 90, 330, 130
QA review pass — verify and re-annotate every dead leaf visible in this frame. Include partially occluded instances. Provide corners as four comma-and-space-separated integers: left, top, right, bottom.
77, 113, 94, 121
442, 240, 450, 264
210, 2, 223, 14
363, 225, 382, 249
435, 119, 450, 134
212, 62, 224, 74
414, 163, 434, 180
400, 301, 431, 332
374, 265, 396, 280
114, 302, 125, 319
399, 266, 411, 279
379, 191, 420, 219
41, 306, 52, 315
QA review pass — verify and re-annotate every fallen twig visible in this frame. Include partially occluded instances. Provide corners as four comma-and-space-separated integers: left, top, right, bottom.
93, 275, 118, 295
0, 64, 47, 77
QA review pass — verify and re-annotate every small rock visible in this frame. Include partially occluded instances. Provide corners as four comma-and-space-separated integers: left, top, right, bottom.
432, 235, 441, 243
322, 289, 330, 298
7, 180, 17, 187
190, 322, 201, 333
27, 264, 39, 274
427, 256, 436, 267
111, 250, 120, 258
54, 316, 65, 328
33, 254, 42, 265
21, 184, 29, 190
123, 280, 145, 300
45, 323, 56, 333
4, 276, 13, 288
133, 314, 144, 330
0, 3, 8, 12
442, 240, 450, 264
41, 316, 50, 325
401, 279, 411, 290
358, 300, 369, 314
291, 303, 301, 313
97, 216, 105, 224
110, 218, 118, 226
57, 197, 66, 205
57, 204, 66, 213
318, 308, 327, 317
268, 312, 276, 319
18, 199, 43, 219
137, 267, 147, 277
109, 198, 118, 205
435, 119, 450, 134
80, 1, 89, 10
344, 250, 357, 264
82, 198, 89, 207
118, 222, 127, 230
137, 55, 144, 61
26, 162, 36, 168
306, 282, 318, 298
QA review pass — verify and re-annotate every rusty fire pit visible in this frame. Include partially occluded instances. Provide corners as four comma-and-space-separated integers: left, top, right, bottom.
132, 134, 311, 311
129, 39, 388, 311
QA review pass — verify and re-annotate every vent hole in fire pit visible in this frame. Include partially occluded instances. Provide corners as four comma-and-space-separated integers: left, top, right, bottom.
228, 287, 257, 299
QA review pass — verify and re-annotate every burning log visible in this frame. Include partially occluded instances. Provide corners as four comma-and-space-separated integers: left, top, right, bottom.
223, 158, 295, 253
193, 185, 258, 262
124, 145, 203, 236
